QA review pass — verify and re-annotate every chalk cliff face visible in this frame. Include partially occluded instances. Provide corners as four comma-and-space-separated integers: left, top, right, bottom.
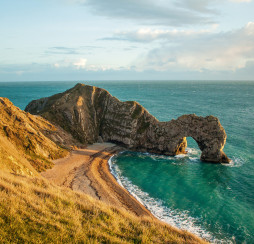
25, 83, 230, 163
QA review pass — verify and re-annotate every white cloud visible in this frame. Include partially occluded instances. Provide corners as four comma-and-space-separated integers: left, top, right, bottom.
52, 58, 126, 72
86, 64, 121, 71
73, 58, 87, 69
108, 25, 218, 42
52, 58, 88, 69
246, 22, 254, 34
134, 22, 254, 72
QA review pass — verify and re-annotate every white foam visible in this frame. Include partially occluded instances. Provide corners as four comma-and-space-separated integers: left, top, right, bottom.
108, 154, 230, 243
187, 147, 201, 155
222, 156, 244, 167
108, 155, 124, 188
189, 157, 199, 161
174, 154, 187, 158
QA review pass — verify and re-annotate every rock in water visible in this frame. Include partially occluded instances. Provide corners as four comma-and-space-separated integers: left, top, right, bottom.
25, 83, 230, 163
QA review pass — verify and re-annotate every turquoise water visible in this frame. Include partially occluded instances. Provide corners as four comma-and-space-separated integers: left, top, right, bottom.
1, 81, 254, 243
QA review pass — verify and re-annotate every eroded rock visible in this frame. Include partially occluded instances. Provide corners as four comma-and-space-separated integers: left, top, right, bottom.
25, 83, 230, 163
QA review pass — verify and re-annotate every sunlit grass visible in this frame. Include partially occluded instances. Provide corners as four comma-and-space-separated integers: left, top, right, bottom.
0, 171, 206, 243
0, 97, 207, 243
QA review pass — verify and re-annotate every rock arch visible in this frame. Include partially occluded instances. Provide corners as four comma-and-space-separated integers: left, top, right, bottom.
25, 83, 230, 163
157, 114, 229, 163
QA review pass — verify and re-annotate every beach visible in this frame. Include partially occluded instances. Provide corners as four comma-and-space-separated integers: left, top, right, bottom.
42, 143, 153, 218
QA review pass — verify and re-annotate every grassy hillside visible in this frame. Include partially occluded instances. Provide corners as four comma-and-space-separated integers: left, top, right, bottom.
0, 97, 207, 243
0, 131, 37, 176
0, 97, 74, 172
0, 171, 206, 244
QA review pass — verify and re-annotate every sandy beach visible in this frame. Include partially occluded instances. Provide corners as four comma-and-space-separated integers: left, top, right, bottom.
42, 143, 153, 217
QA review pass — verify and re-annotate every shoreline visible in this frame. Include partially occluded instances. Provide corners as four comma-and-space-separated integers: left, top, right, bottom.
41, 142, 208, 243
108, 151, 217, 243
42, 143, 153, 218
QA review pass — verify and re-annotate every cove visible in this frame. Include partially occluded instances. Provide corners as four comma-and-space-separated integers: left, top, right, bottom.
110, 139, 254, 243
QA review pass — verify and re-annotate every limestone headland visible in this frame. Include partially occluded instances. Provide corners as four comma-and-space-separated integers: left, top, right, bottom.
25, 83, 230, 163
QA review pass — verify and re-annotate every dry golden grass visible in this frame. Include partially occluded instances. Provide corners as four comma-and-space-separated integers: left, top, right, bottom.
0, 97, 70, 172
0, 132, 37, 176
0, 171, 207, 244
0, 97, 207, 243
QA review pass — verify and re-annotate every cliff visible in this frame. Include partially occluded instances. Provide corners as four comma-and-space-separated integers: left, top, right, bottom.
0, 97, 78, 173
0, 97, 206, 244
25, 83, 230, 163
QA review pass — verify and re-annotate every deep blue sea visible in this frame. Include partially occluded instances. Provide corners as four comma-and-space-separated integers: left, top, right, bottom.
0, 80, 253, 243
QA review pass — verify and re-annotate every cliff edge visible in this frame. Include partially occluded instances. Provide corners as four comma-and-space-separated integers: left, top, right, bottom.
0, 97, 79, 173
25, 83, 230, 163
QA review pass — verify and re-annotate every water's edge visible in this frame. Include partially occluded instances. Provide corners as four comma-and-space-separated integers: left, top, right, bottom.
108, 152, 230, 244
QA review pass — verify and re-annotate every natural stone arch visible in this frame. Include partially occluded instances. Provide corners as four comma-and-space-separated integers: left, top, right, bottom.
141, 114, 229, 163
25, 83, 230, 163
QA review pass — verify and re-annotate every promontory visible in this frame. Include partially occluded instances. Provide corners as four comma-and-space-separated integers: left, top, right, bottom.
25, 83, 230, 163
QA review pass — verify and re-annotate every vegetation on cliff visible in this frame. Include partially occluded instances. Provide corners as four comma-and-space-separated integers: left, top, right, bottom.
0, 97, 74, 172
0, 97, 206, 243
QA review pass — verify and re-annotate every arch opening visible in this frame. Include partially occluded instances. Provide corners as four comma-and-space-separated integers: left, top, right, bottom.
185, 137, 201, 157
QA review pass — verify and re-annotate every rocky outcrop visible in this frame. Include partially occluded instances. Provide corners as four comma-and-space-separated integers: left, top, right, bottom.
25, 83, 230, 163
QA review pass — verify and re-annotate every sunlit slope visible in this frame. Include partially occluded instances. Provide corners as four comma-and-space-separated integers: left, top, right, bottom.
0, 171, 207, 244
0, 97, 70, 172
0, 97, 206, 243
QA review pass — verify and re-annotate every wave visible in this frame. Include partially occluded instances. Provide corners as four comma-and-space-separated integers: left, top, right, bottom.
108, 153, 231, 243
222, 156, 244, 167
186, 147, 200, 155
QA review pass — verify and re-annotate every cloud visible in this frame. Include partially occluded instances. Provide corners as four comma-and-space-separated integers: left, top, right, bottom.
2, 54, 254, 81
175, 0, 219, 14
52, 58, 127, 72
45, 46, 103, 56
72, 0, 215, 26
134, 22, 254, 72
53, 58, 88, 69
73, 58, 87, 69
46, 47, 78, 55
1, 62, 254, 82
102, 25, 218, 43
69, 0, 254, 28
0, 59, 128, 81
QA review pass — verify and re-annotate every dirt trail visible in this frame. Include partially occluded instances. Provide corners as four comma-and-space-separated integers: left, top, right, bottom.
42, 143, 153, 217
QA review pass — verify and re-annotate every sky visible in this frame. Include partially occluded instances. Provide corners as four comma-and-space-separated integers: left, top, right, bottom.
0, 0, 254, 81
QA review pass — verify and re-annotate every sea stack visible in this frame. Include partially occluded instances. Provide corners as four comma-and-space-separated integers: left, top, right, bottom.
25, 83, 230, 163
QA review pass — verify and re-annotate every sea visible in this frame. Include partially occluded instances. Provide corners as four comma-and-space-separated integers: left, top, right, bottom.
0, 80, 253, 243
